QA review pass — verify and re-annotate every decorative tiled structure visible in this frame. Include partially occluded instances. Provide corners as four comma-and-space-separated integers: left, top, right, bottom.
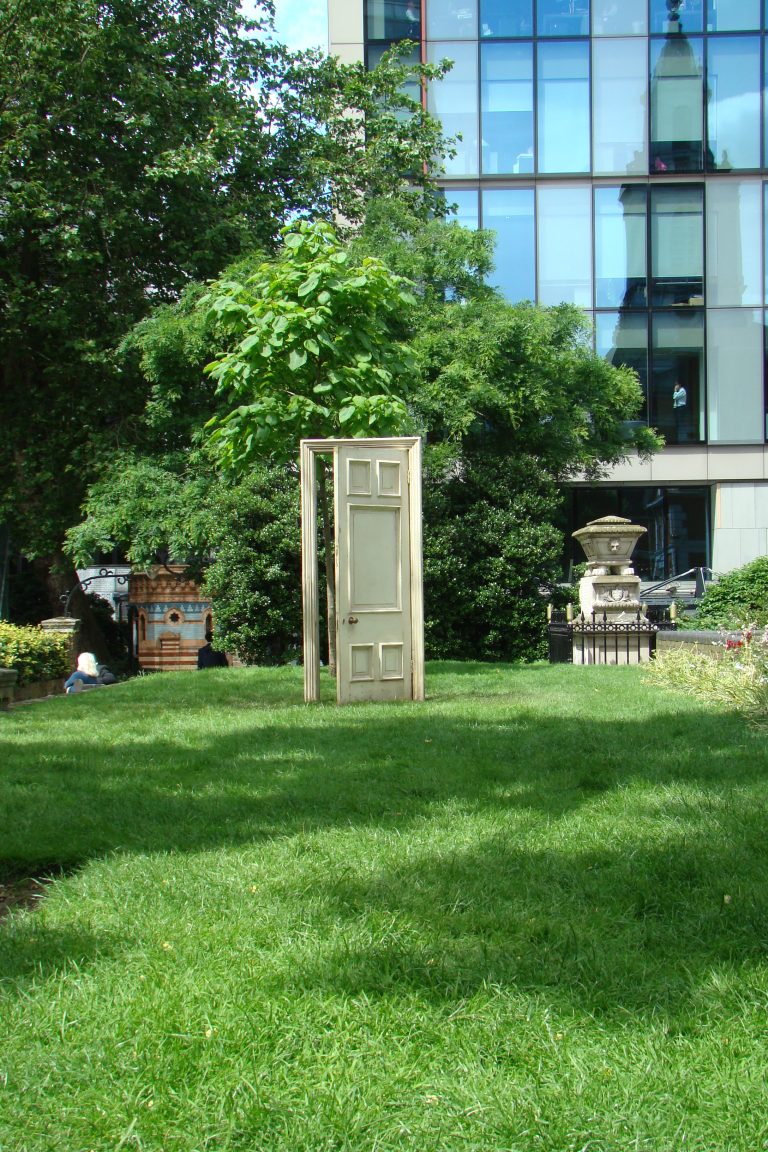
128, 567, 213, 672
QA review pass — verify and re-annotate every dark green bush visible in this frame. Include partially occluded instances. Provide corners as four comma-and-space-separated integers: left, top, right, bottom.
423, 454, 562, 662
202, 465, 303, 665
0, 623, 70, 686
695, 557, 768, 629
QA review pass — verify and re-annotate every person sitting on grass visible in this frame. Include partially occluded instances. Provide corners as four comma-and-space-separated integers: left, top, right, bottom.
197, 630, 229, 669
64, 652, 99, 694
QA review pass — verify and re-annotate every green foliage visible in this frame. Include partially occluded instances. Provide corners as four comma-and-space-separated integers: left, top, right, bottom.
66, 457, 303, 664
199, 466, 303, 664
647, 627, 768, 724
0, 622, 69, 686
423, 456, 562, 661
205, 219, 416, 468
0, 3, 451, 578
694, 557, 768, 629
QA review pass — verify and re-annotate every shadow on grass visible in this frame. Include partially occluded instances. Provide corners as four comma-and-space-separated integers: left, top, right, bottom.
2, 664, 768, 1017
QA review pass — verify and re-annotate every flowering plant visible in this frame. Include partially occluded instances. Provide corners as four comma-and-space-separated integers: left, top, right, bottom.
647, 623, 768, 725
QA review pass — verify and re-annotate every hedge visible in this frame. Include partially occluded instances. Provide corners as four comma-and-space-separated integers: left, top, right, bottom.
0, 623, 70, 687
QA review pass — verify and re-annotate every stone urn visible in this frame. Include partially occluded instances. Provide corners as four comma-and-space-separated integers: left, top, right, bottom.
572, 515, 647, 621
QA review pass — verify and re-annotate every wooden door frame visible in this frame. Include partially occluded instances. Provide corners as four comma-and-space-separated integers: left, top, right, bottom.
300, 437, 425, 704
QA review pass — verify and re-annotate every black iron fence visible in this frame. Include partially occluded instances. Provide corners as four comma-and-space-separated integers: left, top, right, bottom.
548, 609, 677, 665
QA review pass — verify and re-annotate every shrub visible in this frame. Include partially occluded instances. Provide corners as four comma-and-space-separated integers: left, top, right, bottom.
647, 626, 768, 724
422, 454, 562, 662
0, 623, 70, 686
695, 557, 768, 629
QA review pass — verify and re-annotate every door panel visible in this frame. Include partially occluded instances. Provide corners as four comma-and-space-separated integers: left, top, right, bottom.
336, 444, 412, 703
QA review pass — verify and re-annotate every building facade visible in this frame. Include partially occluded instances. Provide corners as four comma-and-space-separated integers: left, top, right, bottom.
329, 0, 768, 580
128, 567, 214, 671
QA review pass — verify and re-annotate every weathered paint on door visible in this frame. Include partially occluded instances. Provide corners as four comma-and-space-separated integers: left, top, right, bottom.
335, 442, 412, 704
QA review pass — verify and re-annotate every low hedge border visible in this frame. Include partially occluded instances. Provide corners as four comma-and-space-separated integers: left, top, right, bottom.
0, 623, 70, 687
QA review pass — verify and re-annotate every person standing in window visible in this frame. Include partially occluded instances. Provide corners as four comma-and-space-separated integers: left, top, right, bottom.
672, 381, 688, 441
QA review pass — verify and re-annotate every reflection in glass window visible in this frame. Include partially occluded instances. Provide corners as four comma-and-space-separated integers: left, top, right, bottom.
592, 0, 646, 35
483, 188, 535, 301
650, 185, 703, 307
596, 312, 649, 421
427, 43, 479, 176
537, 41, 590, 174
595, 186, 647, 309
537, 0, 589, 37
651, 310, 705, 445
367, 0, 421, 41
650, 35, 704, 172
650, 0, 703, 34
707, 311, 763, 443
426, 0, 477, 39
565, 486, 709, 580
481, 42, 533, 175
592, 39, 648, 175
706, 37, 760, 171
706, 181, 761, 307
443, 187, 480, 229
707, 0, 760, 31
480, 0, 531, 37
538, 185, 592, 306
367, 43, 422, 109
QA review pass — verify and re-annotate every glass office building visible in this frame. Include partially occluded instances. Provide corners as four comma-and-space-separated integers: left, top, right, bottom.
329, 0, 768, 579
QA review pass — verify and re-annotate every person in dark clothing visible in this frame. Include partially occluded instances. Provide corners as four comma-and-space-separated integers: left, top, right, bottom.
197, 630, 228, 669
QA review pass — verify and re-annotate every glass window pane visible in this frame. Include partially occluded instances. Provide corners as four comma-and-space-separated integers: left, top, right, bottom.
538, 185, 592, 306
596, 312, 649, 421
595, 186, 647, 309
650, 35, 704, 172
651, 184, 704, 306
537, 41, 590, 174
367, 0, 421, 40
427, 43, 479, 176
592, 0, 646, 34
427, 0, 477, 38
651, 310, 705, 444
443, 187, 480, 229
480, 0, 532, 37
707, 0, 760, 31
764, 184, 768, 303
706, 37, 761, 171
706, 181, 762, 306
483, 187, 535, 301
538, 0, 589, 36
592, 38, 648, 175
650, 0, 703, 34
367, 43, 422, 108
481, 42, 533, 175
707, 310, 763, 442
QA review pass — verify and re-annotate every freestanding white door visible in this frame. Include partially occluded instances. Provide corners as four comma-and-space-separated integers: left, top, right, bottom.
336, 442, 413, 704
300, 437, 424, 705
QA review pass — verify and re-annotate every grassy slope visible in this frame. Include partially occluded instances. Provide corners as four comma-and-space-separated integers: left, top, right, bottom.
1, 663, 767, 1151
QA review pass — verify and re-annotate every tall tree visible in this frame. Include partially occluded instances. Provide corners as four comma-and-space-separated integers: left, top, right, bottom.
0, 0, 448, 615
204, 218, 417, 670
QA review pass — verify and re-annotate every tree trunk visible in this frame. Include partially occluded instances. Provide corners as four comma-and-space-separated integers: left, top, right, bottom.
316, 459, 337, 677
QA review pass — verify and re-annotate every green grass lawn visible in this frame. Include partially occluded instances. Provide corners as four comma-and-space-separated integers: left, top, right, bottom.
2, 662, 768, 1151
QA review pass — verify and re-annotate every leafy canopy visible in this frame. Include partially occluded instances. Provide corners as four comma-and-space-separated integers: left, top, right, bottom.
204, 219, 417, 468
0, 0, 451, 566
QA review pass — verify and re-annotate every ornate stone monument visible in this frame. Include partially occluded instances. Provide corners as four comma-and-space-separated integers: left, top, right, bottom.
569, 515, 654, 664
573, 515, 647, 623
